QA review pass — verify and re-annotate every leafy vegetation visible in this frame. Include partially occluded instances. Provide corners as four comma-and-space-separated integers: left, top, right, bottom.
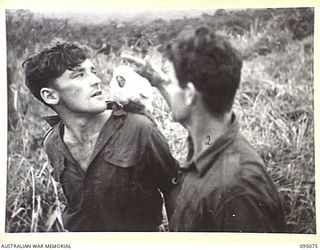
6, 8, 314, 233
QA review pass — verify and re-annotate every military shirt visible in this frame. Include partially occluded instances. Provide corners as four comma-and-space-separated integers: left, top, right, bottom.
169, 114, 286, 232
43, 108, 179, 232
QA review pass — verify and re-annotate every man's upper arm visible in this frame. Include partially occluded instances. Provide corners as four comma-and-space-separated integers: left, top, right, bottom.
215, 194, 274, 232
145, 125, 179, 194
212, 163, 286, 233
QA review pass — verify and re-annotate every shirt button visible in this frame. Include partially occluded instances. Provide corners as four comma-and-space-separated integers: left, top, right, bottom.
172, 176, 179, 185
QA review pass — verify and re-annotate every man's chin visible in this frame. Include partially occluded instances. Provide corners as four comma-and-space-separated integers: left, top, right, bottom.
85, 105, 110, 115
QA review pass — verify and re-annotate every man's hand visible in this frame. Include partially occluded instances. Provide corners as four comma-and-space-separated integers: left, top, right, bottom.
120, 54, 170, 88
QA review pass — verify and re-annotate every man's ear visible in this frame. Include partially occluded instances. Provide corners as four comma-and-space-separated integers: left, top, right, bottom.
40, 88, 59, 105
185, 82, 197, 106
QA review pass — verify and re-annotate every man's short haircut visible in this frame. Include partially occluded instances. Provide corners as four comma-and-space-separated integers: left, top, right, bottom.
22, 41, 92, 104
165, 26, 242, 116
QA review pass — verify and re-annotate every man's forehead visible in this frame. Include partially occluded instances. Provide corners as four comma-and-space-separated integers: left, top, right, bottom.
70, 58, 95, 71
56, 59, 94, 81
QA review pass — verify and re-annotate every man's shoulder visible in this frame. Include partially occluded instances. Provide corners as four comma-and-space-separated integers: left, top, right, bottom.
118, 112, 169, 152
124, 112, 157, 131
219, 133, 269, 188
216, 133, 280, 202
225, 133, 264, 168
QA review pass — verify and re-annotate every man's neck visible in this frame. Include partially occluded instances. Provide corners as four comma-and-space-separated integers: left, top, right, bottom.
59, 110, 112, 144
186, 110, 232, 158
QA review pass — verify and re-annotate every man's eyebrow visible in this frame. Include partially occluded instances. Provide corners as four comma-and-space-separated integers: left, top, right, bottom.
70, 66, 85, 72
68, 64, 96, 76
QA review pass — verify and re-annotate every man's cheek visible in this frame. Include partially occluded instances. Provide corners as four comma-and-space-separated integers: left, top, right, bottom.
67, 88, 81, 97
102, 86, 112, 100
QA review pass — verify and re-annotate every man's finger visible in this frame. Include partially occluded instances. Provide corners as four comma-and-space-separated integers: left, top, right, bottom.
120, 54, 147, 67
120, 53, 170, 87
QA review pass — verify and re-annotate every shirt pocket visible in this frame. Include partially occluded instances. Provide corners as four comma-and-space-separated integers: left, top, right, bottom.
103, 147, 142, 168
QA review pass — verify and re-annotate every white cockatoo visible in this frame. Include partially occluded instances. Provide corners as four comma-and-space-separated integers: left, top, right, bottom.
109, 65, 153, 113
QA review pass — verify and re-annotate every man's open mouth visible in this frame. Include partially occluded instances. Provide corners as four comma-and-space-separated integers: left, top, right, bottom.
92, 91, 102, 97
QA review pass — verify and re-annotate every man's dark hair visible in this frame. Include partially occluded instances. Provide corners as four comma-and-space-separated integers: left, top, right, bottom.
22, 41, 92, 104
165, 26, 242, 116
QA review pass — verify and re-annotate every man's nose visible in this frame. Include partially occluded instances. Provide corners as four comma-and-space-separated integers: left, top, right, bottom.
90, 74, 102, 87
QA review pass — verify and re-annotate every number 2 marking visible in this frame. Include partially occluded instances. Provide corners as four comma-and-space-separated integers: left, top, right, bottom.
205, 135, 212, 145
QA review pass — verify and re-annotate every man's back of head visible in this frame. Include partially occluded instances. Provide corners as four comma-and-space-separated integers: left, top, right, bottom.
164, 26, 242, 117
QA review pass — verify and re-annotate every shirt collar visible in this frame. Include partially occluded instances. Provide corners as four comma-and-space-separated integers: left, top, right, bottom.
42, 103, 127, 128
43, 115, 61, 127
184, 113, 240, 177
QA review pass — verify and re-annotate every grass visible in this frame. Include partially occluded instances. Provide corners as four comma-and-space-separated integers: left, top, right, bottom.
232, 29, 314, 233
6, 9, 315, 233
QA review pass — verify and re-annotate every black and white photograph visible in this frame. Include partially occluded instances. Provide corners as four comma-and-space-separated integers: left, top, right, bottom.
4, 4, 316, 239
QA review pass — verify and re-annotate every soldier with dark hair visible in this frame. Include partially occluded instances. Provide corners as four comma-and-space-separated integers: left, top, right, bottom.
22, 41, 178, 232
123, 26, 287, 232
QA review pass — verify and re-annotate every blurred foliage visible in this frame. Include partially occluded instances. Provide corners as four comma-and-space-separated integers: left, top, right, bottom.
6, 8, 314, 233
6, 8, 314, 58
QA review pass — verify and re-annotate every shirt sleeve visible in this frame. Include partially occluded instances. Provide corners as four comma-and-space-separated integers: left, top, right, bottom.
145, 126, 180, 195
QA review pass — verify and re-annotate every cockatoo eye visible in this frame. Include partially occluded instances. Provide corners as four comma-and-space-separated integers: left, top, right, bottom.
116, 75, 126, 88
